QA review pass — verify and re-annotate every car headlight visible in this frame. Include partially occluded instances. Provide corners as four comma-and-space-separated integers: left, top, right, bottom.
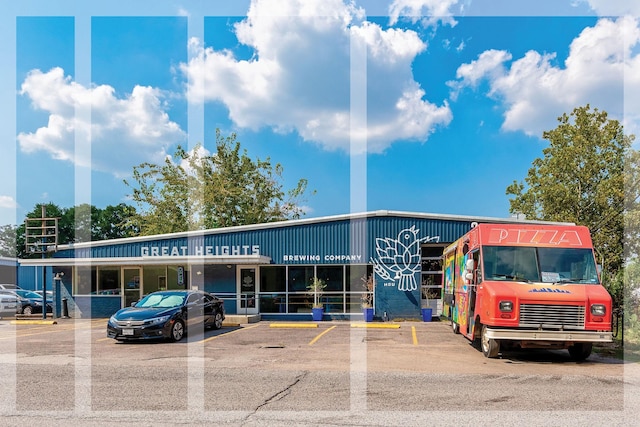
146, 315, 171, 326
32, 301, 42, 306
108, 315, 118, 326
590, 304, 606, 316
499, 301, 513, 312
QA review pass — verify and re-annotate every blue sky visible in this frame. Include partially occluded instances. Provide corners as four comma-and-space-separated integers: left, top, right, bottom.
1, 0, 638, 228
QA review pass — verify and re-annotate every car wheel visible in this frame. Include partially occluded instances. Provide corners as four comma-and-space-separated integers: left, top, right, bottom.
170, 320, 185, 342
22, 306, 33, 315
568, 343, 592, 361
213, 311, 223, 330
481, 324, 500, 358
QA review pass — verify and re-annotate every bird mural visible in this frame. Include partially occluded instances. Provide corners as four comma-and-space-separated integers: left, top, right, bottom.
371, 226, 439, 291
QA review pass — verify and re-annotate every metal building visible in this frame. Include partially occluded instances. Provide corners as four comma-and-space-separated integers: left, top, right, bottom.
19, 210, 539, 320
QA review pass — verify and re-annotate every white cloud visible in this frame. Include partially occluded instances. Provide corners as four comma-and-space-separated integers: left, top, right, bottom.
450, 49, 513, 98
0, 196, 17, 209
18, 67, 186, 177
450, 16, 640, 138
388, 0, 461, 28
580, 0, 640, 16
174, 145, 211, 176
180, 0, 452, 154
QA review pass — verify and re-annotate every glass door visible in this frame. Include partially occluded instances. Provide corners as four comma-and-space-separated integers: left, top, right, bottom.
122, 267, 141, 308
237, 266, 259, 315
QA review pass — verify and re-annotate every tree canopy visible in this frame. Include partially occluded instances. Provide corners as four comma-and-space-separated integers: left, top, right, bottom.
124, 129, 314, 235
506, 105, 638, 303
1, 202, 140, 258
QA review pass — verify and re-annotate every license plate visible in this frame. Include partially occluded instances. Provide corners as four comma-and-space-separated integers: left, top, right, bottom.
122, 329, 134, 336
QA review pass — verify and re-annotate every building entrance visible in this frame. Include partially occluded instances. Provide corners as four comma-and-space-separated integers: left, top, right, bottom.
237, 266, 259, 315
122, 267, 141, 308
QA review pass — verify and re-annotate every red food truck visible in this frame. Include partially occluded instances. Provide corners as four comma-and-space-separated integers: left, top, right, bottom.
442, 223, 612, 360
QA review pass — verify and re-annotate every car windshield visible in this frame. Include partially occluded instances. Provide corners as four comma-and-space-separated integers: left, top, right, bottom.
482, 246, 599, 284
136, 293, 185, 308
15, 290, 44, 299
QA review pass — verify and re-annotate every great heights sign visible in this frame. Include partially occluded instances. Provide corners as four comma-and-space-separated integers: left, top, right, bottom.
141, 245, 261, 257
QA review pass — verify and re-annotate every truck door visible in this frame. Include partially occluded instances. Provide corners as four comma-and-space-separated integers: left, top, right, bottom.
459, 251, 479, 339
466, 251, 480, 336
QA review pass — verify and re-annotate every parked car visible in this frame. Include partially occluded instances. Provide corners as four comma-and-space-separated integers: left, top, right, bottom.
0, 289, 52, 315
107, 290, 225, 342
33, 290, 54, 300
0, 293, 19, 317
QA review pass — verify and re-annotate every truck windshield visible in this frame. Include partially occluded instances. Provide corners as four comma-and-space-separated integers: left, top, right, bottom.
482, 246, 599, 284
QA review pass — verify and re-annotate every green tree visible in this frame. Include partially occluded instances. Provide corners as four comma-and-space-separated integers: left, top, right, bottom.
19, 203, 66, 258
93, 203, 140, 240
124, 129, 313, 235
7, 202, 140, 258
505, 105, 637, 302
0, 225, 17, 257
64, 203, 140, 242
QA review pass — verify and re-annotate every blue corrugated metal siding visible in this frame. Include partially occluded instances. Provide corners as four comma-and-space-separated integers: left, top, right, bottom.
75, 295, 120, 318
17, 265, 43, 290
53, 215, 472, 263
38, 213, 483, 320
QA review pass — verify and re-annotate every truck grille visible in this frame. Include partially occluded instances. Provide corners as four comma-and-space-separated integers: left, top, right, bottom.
519, 304, 585, 329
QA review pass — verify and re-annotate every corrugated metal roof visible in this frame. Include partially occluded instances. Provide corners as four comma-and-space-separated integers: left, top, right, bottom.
0, 257, 18, 267
53, 210, 571, 251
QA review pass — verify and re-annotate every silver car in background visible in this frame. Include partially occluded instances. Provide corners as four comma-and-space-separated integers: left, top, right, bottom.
0, 293, 19, 317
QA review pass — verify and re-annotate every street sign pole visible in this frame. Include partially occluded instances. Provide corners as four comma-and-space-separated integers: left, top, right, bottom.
24, 204, 58, 319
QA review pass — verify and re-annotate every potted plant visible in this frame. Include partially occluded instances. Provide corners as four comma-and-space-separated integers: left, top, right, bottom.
421, 286, 432, 322
361, 274, 374, 322
307, 277, 327, 321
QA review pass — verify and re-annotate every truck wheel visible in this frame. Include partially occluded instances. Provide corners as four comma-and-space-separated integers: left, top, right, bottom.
568, 343, 592, 361
481, 324, 500, 358
451, 320, 459, 334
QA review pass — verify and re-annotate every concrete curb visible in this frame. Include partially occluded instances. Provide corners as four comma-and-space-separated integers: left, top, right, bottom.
11, 320, 57, 325
270, 323, 319, 328
351, 323, 401, 329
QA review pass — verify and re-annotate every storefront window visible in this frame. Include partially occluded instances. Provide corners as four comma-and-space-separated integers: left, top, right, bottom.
287, 294, 312, 313
98, 267, 120, 295
287, 266, 314, 292
346, 265, 372, 291
143, 266, 167, 294
259, 294, 286, 313
167, 265, 187, 289
316, 266, 343, 291
261, 266, 286, 292
75, 266, 96, 295
323, 295, 344, 313
346, 294, 363, 313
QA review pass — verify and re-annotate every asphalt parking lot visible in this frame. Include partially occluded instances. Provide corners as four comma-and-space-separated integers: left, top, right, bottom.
0, 316, 625, 374
0, 317, 636, 426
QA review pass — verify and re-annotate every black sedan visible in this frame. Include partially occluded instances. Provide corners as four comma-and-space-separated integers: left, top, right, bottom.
107, 290, 225, 342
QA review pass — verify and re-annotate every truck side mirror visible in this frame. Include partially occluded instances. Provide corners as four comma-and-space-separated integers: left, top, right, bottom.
465, 259, 475, 273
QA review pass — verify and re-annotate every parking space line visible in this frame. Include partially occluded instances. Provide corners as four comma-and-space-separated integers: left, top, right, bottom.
270, 323, 318, 328
412, 326, 418, 345
308, 325, 336, 346
202, 323, 261, 343
350, 323, 400, 329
